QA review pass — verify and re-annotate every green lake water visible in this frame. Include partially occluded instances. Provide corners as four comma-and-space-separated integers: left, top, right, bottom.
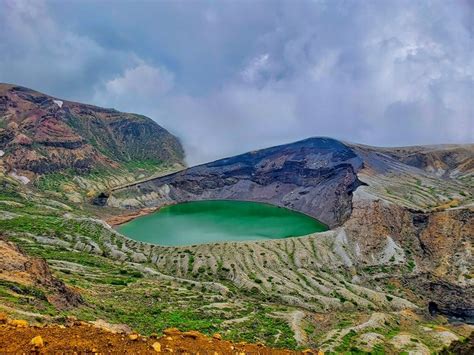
117, 200, 328, 246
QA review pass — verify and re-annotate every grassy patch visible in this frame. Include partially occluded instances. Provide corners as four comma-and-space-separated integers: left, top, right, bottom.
225, 309, 297, 349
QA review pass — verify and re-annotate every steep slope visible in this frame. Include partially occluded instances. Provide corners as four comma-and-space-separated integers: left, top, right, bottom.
0, 83, 184, 186
348, 143, 472, 210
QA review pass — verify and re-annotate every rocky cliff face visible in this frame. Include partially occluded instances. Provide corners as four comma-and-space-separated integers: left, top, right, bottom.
0, 84, 184, 179
343, 191, 473, 322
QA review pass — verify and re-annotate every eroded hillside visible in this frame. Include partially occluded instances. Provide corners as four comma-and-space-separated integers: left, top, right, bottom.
0, 122, 472, 352
0, 83, 185, 202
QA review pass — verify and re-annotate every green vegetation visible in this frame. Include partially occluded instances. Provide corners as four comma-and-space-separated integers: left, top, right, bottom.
0, 279, 58, 316
34, 169, 76, 192
32, 157, 176, 200
0, 280, 46, 301
334, 329, 358, 352
225, 308, 297, 349
121, 159, 164, 172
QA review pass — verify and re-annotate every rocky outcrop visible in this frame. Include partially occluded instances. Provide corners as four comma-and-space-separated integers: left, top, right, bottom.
440, 332, 474, 354
343, 190, 474, 322
406, 275, 474, 322
0, 237, 82, 309
0, 83, 184, 176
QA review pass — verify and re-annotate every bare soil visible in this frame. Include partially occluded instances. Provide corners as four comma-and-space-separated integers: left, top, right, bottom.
0, 316, 315, 354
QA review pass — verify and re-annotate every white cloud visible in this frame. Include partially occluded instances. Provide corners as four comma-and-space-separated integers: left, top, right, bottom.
241, 53, 271, 83
0, 0, 139, 101
309, 50, 339, 81
159, 84, 299, 164
97, 63, 174, 104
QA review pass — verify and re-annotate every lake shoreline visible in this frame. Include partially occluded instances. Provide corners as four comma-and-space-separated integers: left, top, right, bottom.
106, 206, 167, 227
115, 200, 328, 246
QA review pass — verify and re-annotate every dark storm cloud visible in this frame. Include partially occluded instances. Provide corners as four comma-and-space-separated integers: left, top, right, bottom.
1, 0, 472, 164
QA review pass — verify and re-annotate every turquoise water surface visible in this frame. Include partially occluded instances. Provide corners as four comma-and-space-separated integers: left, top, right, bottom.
118, 200, 328, 246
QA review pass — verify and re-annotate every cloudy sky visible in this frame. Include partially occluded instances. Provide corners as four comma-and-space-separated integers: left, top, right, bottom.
1, 0, 472, 164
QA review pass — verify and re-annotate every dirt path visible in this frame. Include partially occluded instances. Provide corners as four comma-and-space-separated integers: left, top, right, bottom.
289, 310, 308, 345
274, 310, 307, 346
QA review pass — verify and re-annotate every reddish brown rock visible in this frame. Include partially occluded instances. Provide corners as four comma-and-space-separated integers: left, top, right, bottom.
0, 83, 184, 176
